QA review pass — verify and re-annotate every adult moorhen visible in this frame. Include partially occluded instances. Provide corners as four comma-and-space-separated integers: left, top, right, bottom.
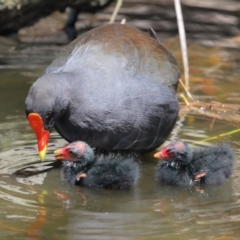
54, 141, 140, 189
25, 23, 180, 161
154, 141, 235, 187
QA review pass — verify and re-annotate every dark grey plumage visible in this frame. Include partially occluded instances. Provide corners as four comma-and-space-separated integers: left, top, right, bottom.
25, 23, 180, 155
57, 141, 140, 189
155, 141, 235, 187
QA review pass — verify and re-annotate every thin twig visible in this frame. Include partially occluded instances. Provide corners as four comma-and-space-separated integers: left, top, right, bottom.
180, 93, 190, 106
179, 78, 193, 99
209, 117, 216, 130
201, 128, 240, 142
109, 0, 122, 23
174, 0, 190, 90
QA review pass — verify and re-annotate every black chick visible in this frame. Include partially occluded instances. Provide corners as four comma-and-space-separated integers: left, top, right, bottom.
154, 141, 235, 187
54, 141, 140, 189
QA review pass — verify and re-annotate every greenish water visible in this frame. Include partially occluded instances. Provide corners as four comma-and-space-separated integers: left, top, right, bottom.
0, 41, 239, 240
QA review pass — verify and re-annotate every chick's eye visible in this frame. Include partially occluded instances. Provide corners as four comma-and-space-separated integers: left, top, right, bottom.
67, 147, 74, 154
68, 146, 78, 156
166, 148, 176, 157
165, 148, 170, 153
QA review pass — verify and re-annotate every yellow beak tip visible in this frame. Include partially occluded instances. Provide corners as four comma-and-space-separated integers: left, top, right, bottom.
39, 147, 47, 162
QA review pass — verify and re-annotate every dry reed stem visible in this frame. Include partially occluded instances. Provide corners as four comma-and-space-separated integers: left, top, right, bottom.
174, 0, 190, 90
109, 0, 122, 23
180, 101, 240, 126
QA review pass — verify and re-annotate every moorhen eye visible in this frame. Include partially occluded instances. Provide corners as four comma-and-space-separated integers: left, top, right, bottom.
46, 111, 52, 119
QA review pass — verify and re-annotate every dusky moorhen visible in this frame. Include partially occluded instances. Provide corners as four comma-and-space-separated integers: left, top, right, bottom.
25, 23, 180, 161
154, 141, 235, 187
54, 141, 140, 189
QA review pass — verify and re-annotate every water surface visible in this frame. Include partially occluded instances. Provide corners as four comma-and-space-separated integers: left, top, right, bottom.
0, 40, 239, 240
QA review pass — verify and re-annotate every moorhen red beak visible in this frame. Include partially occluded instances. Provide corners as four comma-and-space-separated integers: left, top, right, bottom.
25, 23, 180, 161
27, 113, 50, 161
